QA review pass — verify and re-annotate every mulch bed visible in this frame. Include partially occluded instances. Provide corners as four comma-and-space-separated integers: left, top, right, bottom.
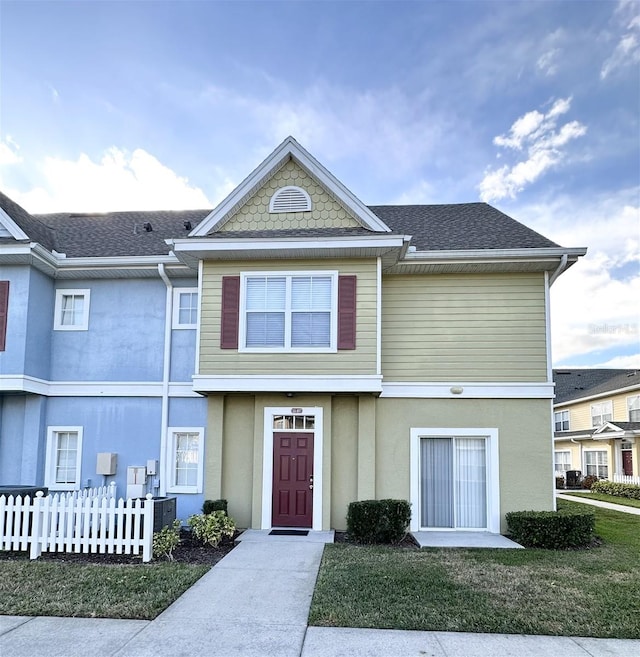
0, 529, 239, 565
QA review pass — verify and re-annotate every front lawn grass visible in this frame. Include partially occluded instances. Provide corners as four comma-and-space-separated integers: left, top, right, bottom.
0, 560, 209, 620
309, 500, 640, 638
562, 491, 640, 509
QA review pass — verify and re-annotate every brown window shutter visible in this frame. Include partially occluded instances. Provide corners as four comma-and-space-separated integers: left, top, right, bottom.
220, 276, 240, 349
0, 281, 8, 351
337, 275, 356, 350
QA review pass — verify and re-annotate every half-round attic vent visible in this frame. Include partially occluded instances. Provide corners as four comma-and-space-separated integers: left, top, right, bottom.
269, 186, 312, 213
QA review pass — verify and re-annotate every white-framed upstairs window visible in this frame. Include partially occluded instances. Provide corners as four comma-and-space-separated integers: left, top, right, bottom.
554, 410, 570, 432
54, 289, 90, 331
591, 401, 613, 427
166, 427, 204, 494
554, 450, 572, 473
628, 395, 640, 422
172, 288, 198, 329
239, 271, 337, 353
584, 450, 608, 479
45, 426, 83, 491
269, 186, 312, 213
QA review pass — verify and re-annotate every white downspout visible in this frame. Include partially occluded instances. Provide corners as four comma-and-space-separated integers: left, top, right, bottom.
549, 254, 568, 287
376, 256, 382, 377
571, 438, 583, 478
158, 263, 173, 497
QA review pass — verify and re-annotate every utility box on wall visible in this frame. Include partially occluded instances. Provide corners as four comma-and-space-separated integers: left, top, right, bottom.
96, 452, 117, 475
126, 466, 147, 499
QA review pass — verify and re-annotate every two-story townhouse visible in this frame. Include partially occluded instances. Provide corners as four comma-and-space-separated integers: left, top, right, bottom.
0, 193, 209, 517
553, 369, 640, 484
0, 137, 586, 533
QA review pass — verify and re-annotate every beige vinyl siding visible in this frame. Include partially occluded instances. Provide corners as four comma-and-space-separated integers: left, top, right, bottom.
200, 258, 377, 376
219, 159, 361, 232
382, 272, 548, 382
557, 390, 640, 431
553, 439, 582, 472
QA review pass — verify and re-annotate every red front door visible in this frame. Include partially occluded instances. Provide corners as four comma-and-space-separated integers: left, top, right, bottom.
272, 432, 314, 527
623, 450, 633, 476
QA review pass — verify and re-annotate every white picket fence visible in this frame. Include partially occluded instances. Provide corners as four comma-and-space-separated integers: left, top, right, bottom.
0, 488, 154, 562
613, 473, 640, 486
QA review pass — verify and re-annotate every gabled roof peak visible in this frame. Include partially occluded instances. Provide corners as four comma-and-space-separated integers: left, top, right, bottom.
190, 136, 391, 237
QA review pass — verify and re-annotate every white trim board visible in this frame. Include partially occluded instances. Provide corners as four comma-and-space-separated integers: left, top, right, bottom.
0, 376, 199, 397
382, 382, 555, 399
0, 207, 30, 240
192, 374, 383, 394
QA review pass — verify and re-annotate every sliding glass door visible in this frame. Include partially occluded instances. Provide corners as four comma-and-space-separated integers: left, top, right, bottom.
420, 436, 487, 529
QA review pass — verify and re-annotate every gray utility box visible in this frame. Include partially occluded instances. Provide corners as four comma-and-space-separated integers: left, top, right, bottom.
0, 485, 48, 499
565, 470, 582, 489
149, 497, 177, 532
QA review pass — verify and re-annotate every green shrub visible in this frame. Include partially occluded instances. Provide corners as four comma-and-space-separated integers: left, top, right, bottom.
506, 509, 595, 549
187, 511, 236, 547
202, 499, 228, 515
153, 519, 181, 560
582, 475, 599, 490
591, 479, 640, 500
555, 476, 565, 490
346, 499, 411, 544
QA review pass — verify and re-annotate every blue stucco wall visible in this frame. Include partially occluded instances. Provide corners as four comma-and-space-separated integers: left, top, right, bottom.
50, 279, 166, 381
0, 265, 29, 375
25, 268, 54, 379
170, 329, 197, 382
0, 394, 46, 484
44, 395, 207, 519
0, 266, 206, 519
0, 266, 54, 379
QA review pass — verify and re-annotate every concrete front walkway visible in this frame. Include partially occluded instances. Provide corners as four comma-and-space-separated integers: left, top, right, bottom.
557, 492, 640, 515
1, 530, 639, 656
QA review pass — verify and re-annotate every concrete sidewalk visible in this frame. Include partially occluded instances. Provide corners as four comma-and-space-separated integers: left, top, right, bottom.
1, 530, 639, 656
556, 492, 640, 515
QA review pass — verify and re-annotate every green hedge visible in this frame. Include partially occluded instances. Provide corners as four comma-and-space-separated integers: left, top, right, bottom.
591, 479, 640, 500
202, 499, 228, 515
506, 509, 595, 549
346, 499, 411, 544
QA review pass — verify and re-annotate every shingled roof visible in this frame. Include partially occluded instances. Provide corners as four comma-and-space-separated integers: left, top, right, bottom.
553, 369, 640, 404
1, 189, 562, 258
35, 210, 209, 258
0, 191, 57, 251
369, 203, 560, 250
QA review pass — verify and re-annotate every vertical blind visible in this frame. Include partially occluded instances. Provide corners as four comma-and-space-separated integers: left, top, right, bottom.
420, 437, 487, 529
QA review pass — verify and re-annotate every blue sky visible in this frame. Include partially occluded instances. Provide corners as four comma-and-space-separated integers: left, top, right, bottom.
0, 0, 638, 367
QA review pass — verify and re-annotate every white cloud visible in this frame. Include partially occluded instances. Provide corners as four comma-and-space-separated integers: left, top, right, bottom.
601, 0, 640, 79
199, 82, 448, 180
2, 147, 213, 213
515, 189, 640, 366
0, 137, 22, 165
591, 354, 640, 368
537, 48, 560, 76
478, 98, 587, 202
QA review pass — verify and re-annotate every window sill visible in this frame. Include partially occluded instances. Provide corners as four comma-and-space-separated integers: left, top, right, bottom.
166, 486, 200, 495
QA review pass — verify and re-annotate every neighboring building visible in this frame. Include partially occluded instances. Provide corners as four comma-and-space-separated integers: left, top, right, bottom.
0, 137, 586, 532
553, 369, 640, 483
